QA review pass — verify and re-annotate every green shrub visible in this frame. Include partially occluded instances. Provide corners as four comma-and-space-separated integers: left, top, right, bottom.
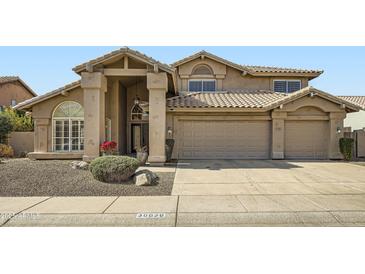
0, 114, 13, 144
89, 156, 140, 183
339, 138, 354, 161
2, 107, 33, 132
0, 144, 14, 158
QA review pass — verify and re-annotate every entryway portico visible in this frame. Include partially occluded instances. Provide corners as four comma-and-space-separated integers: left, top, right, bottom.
76, 49, 175, 164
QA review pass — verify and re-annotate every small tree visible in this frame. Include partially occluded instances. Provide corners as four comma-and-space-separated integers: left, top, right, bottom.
2, 107, 33, 132
339, 138, 354, 161
0, 114, 13, 144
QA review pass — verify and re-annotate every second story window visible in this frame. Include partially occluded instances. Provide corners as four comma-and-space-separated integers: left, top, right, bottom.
274, 80, 301, 93
10, 99, 17, 107
188, 80, 216, 92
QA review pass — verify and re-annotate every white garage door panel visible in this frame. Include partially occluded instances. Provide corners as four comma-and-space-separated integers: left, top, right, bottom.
178, 120, 270, 159
285, 121, 329, 159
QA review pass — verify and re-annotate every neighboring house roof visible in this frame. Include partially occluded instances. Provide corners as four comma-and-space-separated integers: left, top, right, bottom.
338, 96, 365, 109
167, 87, 360, 112
171, 50, 323, 79
72, 47, 174, 74
14, 80, 81, 110
0, 76, 37, 97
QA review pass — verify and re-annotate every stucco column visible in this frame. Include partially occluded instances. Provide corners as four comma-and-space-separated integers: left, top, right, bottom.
110, 79, 120, 152
271, 111, 287, 159
33, 118, 49, 152
329, 112, 346, 159
147, 72, 168, 165
81, 72, 107, 161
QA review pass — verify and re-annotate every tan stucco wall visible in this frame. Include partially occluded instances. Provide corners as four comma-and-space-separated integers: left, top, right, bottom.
344, 110, 365, 130
31, 86, 83, 152
8, 131, 34, 157
0, 82, 34, 106
175, 57, 310, 92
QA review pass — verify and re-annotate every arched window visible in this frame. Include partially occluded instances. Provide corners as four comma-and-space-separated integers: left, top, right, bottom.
131, 104, 143, 121
131, 102, 149, 121
53, 101, 84, 152
192, 65, 213, 75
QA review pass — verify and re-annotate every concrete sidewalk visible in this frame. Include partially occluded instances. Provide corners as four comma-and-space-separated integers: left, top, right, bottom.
1, 195, 365, 226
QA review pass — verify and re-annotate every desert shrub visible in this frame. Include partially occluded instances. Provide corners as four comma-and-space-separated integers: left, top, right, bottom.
89, 156, 140, 183
339, 138, 354, 161
0, 144, 14, 158
2, 107, 33, 132
0, 114, 13, 144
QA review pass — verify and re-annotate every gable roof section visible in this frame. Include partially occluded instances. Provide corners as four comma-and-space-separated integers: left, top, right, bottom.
338, 96, 365, 109
0, 76, 37, 97
73, 47, 174, 74
14, 80, 81, 110
266, 87, 360, 111
171, 50, 323, 79
172, 50, 251, 74
167, 87, 361, 112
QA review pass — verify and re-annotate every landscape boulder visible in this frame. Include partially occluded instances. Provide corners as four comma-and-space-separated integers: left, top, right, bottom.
71, 161, 89, 170
134, 169, 159, 186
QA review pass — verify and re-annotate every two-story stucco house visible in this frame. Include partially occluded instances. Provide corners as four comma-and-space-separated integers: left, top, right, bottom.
15, 47, 363, 163
0, 76, 36, 110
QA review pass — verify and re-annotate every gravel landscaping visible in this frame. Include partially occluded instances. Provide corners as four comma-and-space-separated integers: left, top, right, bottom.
0, 159, 175, 196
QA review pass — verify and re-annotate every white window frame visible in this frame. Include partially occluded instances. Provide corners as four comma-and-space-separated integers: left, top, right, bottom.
10, 99, 17, 107
52, 101, 84, 152
188, 79, 216, 92
273, 80, 302, 93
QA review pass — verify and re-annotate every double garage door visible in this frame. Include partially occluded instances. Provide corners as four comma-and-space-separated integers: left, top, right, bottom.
176, 119, 329, 160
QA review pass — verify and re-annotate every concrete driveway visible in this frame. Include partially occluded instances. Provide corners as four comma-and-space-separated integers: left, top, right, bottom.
172, 160, 365, 195
172, 160, 365, 226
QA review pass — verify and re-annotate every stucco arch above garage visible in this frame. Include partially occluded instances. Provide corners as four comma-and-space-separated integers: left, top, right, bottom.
281, 94, 347, 114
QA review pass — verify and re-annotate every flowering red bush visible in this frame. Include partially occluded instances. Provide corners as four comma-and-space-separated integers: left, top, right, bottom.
100, 141, 117, 155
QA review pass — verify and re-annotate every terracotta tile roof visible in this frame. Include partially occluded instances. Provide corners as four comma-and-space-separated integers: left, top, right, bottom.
338, 96, 365, 109
245, 65, 323, 74
0, 76, 37, 96
172, 50, 323, 77
73, 47, 174, 74
167, 87, 361, 112
15, 80, 80, 110
167, 90, 286, 109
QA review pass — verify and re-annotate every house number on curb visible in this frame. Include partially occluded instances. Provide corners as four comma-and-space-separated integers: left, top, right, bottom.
136, 213, 166, 219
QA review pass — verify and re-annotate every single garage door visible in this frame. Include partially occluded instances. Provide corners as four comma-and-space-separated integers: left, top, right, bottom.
285, 120, 329, 159
177, 120, 270, 159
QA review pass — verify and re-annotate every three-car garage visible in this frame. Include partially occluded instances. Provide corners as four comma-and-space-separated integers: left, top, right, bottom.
174, 117, 330, 160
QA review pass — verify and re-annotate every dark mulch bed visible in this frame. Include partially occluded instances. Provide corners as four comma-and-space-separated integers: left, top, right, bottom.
0, 159, 175, 196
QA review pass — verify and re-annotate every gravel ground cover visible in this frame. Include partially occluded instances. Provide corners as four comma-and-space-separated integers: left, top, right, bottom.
0, 159, 175, 196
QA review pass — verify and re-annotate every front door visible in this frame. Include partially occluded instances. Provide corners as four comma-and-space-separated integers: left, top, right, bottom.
131, 123, 149, 153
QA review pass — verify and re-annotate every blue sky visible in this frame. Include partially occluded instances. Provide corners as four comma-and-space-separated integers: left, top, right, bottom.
0, 47, 364, 96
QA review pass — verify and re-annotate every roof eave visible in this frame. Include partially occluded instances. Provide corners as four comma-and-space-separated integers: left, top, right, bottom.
249, 71, 323, 79
14, 81, 81, 110
72, 48, 174, 75
171, 50, 250, 74
266, 87, 361, 112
